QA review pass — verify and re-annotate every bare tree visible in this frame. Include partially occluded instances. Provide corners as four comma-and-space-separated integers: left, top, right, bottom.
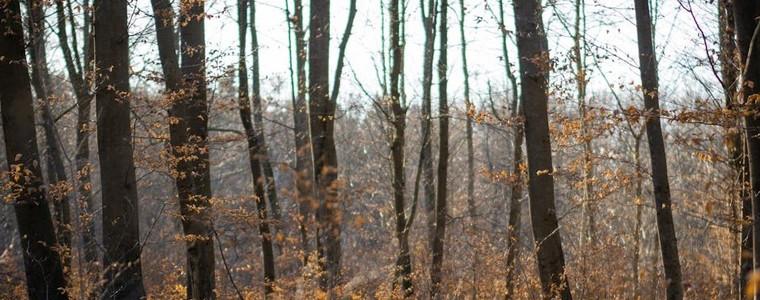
309, 0, 358, 291
716, 0, 749, 294
0, 1, 69, 298
149, 0, 217, 297
512, 0, 572, 298
94, 0, 147, 297
250, 0, 282, 233
54, 0, 97, 267
419, 0, 438, 246
239, 0, 277, 294
733, 2, 760, 299
456, 1, 478, 295
387, 0, 413, 296
633, 0, 684, 298
430, 0, 449, 297
288, 0, 318, 266
26, 0, 73, 270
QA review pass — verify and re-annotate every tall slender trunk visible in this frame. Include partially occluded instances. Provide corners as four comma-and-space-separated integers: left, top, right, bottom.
420, 0, 438, 246
0, 2, 69, 298
54, 0, 98, 267
457, 1, 477, 296
309, 0, 342, 291
430, 0, 448, 297
290, 0, 317, 267
250, 0, 282, 231
574, 0, 594, 242
26, 0, 74, 271
504, 106, 525, 300
238, 0, 277, 294
632, 133, 644, 300
178, 0, 217, 297
718, 0, 750, 294
733, 2, 760, 299
94, 0, 147, 297
512, 0, 572, 299
633, 0, 684, 299
389, 0, 413, 296
497, 1, 525, 297
150, 0, 217, 297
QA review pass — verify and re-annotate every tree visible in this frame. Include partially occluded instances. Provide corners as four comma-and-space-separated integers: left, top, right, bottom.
388, 0, 413, 295
456, 1, 478, 295
0, 1, 69, 298
26, 0, 73, 270
419, 0, 438, 246
493, 1, 525, 297
54, 0, 97, 267
249, 0, 282, 245
716, 0, 749, 294
512, 0, 572, 298
238, 0, 277, 293
288, 0, 318, 266
94, 0, 147, 297
430, 0, 449, 297
733, 1, 760, 299
149, 0, 216, 297
633, 0, 684, 298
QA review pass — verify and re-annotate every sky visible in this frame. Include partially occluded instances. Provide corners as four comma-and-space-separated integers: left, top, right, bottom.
49, 0, 722, 111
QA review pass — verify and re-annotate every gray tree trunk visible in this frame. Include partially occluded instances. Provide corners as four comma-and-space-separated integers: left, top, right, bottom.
633, 0, 684, 299
512, 0, 572, 298
94, 0, 147, 297
0, 1, 69, 298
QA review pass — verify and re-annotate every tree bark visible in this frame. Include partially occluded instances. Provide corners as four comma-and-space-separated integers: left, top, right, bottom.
0, 1, 69, 298
420, 0, 438, 248
734, 2, 760, 299
719, 0, 750, 294
574, 0, 595, 242
238, 0, 277, 294
150, 0, 217, 297
54, 0, 97, 266
457, 1, 477, 296
289, 0, 318, 267
250, 0, 282, 232
309, 0, 342, 291
389, 0, 413, 296
26, 0, 74, 271
512, 0, 572, 299
430, 0, 448, 297
633, 0, 684, 299
94, 0, 147, 297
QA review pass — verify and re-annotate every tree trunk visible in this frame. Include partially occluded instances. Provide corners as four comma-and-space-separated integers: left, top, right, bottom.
504, 106, 525, 300
389, 0, 413, 296
94, 0, 147, 297
633, 0, 684, 299
734, 2, 760, 299
125, 3, 220, 297
574, 0, 595, 242
457, 1, 477, 296
430, 0, 449, 297
512, 0, 572, 299
420, 0, 438, 247
54, 0, 98, 267
309, 0, 342, 291
496, 1, 526, 297
238, 0, 277, 294
26, 0, 73, 271
718, 0, 750, 294
0, 1, 69, 298
290, 0, 318, 267
250, 0, 282, 233
150, 0, 217, 297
